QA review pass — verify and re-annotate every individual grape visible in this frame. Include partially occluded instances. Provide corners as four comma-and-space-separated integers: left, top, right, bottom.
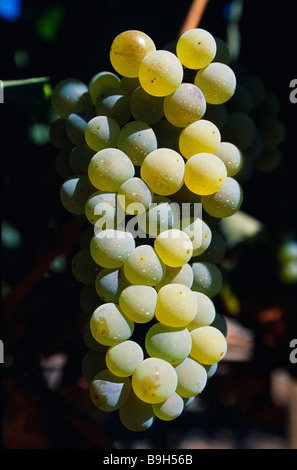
83, 319, 109, 353
138, 50, 183, 97
152, 119, 181, 152
65, 109, 95, 146
191, 262, 223, 298
194, 63, 236, 104
176, 28, 217, 69
119, 391, 155, 432
137, 196, 179, 237
154, 283, 198, 327
106, 340, 144, 377
198, 229, 226, 264
85, 191, 120, 229
90, 229, 135, 269
141, 148, 185, 196
51, 78, 93, 119
85, 116, 120, 152
95, 267, 130, 303
80, 284, 102, 316
116, 120, 158, 166
190, 326, 227, 365
88, 148, 135, 192
81, 350, 106, 382
132, 357, 178, 404
152, 392, 184, 421
201, 177, 243, 218
186, 292, 216, 331
60, 174, 96, 215
89, 71, 121, 104
119, 285, 157, 323
89, 369, 131, 411
110, 30, 156, 78
211, 312, 228, 337
214, 142, 243, 177
182, 218, 212, 257
184, 153, 227, 196
174, 357, 207, 398
130, 86, 164, 124
118, 177, 153, 215
69, 143, 95, 174
204, 362, 218, 379
154, 229, 193, 267
251, 91, 280, 122
120, 76, 140, 95
213, 36, 231, 65
221, 112, 256, 150
163, 83, 206, 128
179, 120, 221, 159
123, 245, 166, 286
95, 87, 131, 126
90, 302, 134, 346
257, 117, 286, 148
49, 118, 72, 150
155, 263, 193, 291
145, 322, 192, 365
71, 249, 101, 284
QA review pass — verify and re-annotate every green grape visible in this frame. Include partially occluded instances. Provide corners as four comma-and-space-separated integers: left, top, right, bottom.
152, 392, 184, 421
137, 196, 179, 237
138, 50, 183, 97
174, 357, 207, 398
185, 153, 227, 196
257, 117, 286, 148
191, 262, 223, 298
190, 326, 227, 365
182, 218, 212, 257
95, 87, 131, 126
132, 357, 178, 404
88, 148, 135, 192
85, 116, 120, 152
69, 143, 95, 174
221, 112, 256, 150
214, 142, 243, 177
83, 319, 109, 352
163, 83, 206, 128
152, 119, 181, 152
198, 229, 226, 264
80, 284, 102, 316
213, 36, 231, 65
89, 369, 131, 411
119, 391, 155, 432
176, 28, 217, 69
120, 76, 140, 95
65, 109, 95, 146
201, 177, 243, 218
145, 322, 192, 365
95, 267, 130, 303
154, 228, 193, 267
119, 285, 157, 324
251, 91, 280, 122
155, 283, 197, 327
71, 249, 101, 284
155, 263, 193, 291
49, 118, 72, 150
81, 350, 106, 382
90, 302, 134, 346
194, 63, 236, 104
141, 148, 185, 196
60, 174, 96, 215
51, 78, 92, 119
106, 340, 144, 377
179, 120, 221, 159
130, 86, 164, 124
203, 103, 228, 131
85, 191, 120, 229
186, 292, 216, 331
110, 30, 156, 78
88, 71, 121, 104
211, 312, 228, 337
118, 177, 153, 215
204, 362, 218, 379
90, 228, 135, 269
117, 120, 158, 166
123, 245, 166, 286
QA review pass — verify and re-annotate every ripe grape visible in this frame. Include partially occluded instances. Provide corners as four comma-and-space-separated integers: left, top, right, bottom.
154, 283, 197, 327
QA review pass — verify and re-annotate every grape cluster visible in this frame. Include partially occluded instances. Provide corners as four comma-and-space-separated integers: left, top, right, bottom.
50, 28, 246, 432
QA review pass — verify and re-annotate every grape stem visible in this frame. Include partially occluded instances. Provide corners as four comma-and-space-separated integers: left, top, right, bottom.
178, 0, 209, 36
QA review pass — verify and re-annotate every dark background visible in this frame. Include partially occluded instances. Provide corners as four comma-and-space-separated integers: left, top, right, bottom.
1, 0, 297, 450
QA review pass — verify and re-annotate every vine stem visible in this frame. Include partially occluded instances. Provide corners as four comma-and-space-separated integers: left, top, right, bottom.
178, 0, 209, 36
